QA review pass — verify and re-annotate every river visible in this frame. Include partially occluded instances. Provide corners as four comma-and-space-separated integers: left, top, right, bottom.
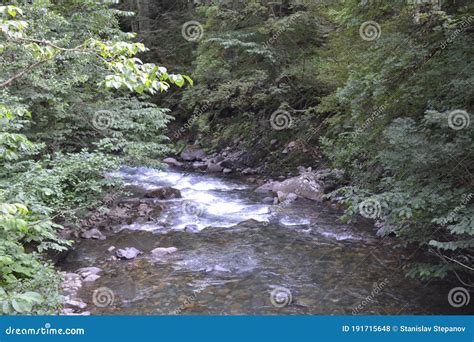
61, 167, 461, 315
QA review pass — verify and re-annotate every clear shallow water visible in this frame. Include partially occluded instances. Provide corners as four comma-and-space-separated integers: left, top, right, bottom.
62, 167, 463, 315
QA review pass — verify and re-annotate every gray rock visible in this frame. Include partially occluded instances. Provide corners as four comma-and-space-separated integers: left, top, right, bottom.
151, 247, 178, 258
280, 192, 298, 205
76, 267, 102, 278
262, 197, 274, 204
255, 182, 276, 193
163, 157, 183, 167
61, 308, 75, 315
180, 147, 207, 161
273, 174, 323, 201
277, 191, 287, 203
223, 168, 232, 174
66, 299, 87, 309
64, 272, 81, 281
192, 161, 207, 170
255, 173, 323, 202
206, 163, 223, 173
80, 228, 105, 240
83, 274, 101, 282
116, 247, 142, 260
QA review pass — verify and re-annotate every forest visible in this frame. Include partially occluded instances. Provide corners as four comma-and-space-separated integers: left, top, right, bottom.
0, 0, 472, 315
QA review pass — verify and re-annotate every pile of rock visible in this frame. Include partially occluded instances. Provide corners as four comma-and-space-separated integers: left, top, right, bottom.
61, 267, 103, 315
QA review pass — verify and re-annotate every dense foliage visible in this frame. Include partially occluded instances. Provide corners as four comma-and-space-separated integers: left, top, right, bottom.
0, 0, 472, 315
0, 0, 189, 314
146, 0, 472, 281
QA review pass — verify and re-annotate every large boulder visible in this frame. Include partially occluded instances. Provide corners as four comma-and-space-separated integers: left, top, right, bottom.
180, 147, 207, 161
255, 172, 323, 202
145, 187, 181, 200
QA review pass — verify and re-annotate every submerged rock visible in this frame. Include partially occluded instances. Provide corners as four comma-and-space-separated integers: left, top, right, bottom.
116, 247, 142, 260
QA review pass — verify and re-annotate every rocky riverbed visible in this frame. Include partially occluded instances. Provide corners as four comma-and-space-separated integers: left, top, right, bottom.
58, 165, 465, 315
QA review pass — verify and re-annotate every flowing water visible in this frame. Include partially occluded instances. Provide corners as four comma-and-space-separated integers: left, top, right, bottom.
61, 167, 462, 315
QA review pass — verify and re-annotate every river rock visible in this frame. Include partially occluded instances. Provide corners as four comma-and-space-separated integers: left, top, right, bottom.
192, 162, 207, 171
206, 163, 223, 173
145, 187, 181, 199
255, 173, 323, 201
80, 228, 105, 240
163, 157, 183, 167
83, 274, 101, 282
151, 247, 178, 258
76, 267, 102, 278
242, 168, 256, 175
66, 299, 87, 309
223, 168, 232, 174
262, 196, 274, 204
116, 247, 142, 260
278, 192, 298, 205
180, 147, 207, 161
255, 181, 276, 193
